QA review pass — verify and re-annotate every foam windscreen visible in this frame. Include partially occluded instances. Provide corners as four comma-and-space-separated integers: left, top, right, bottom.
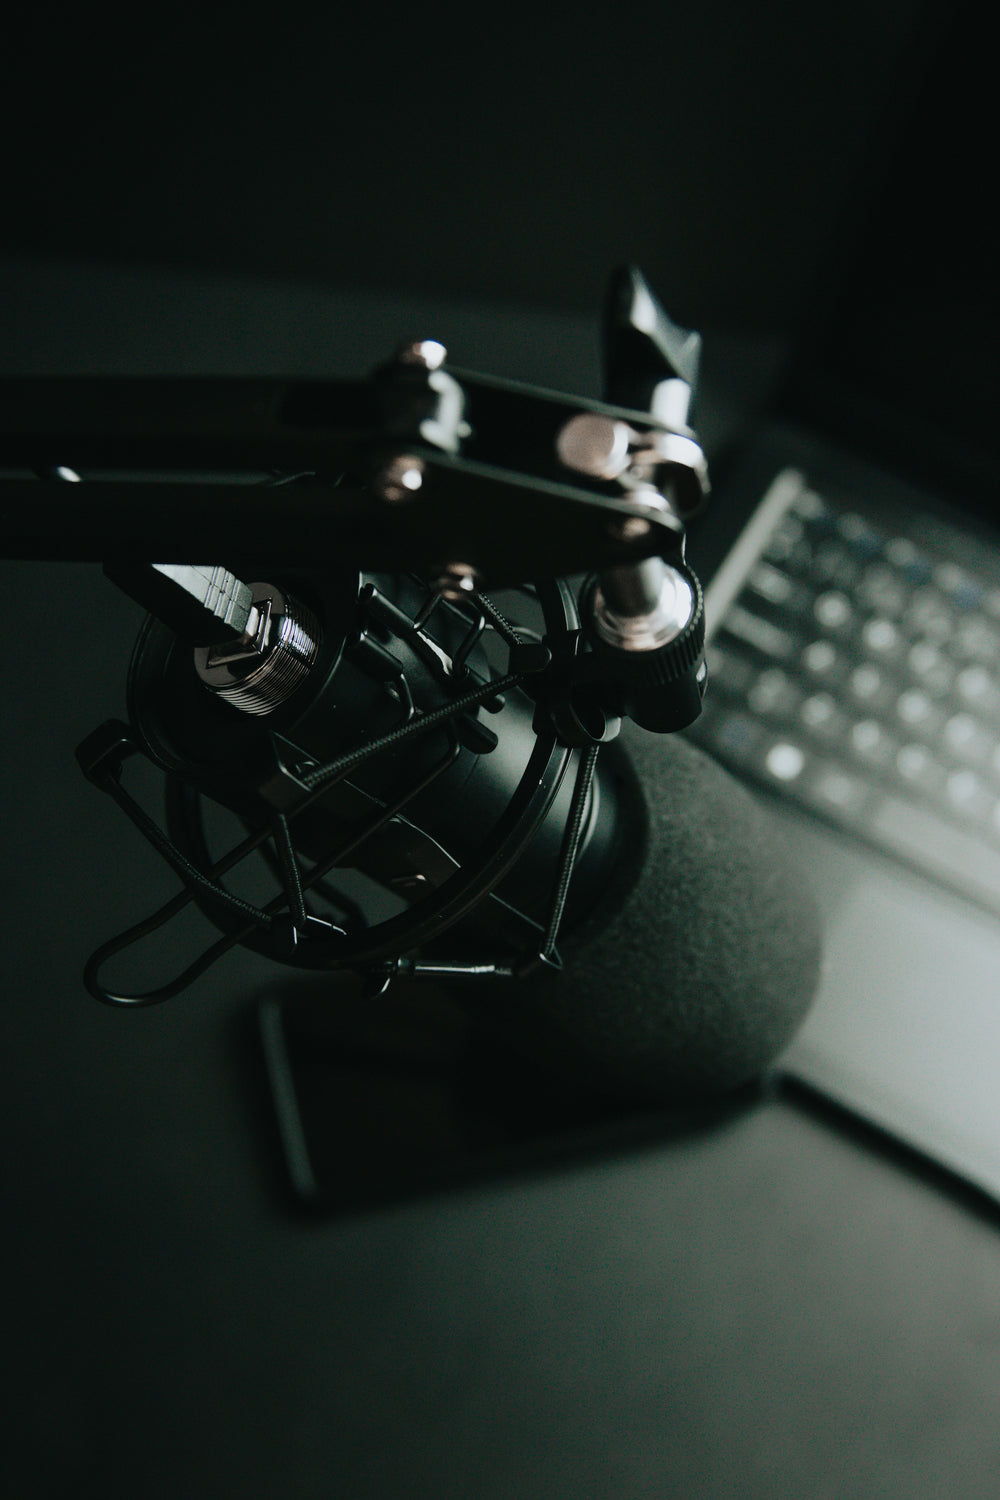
483, 728, 822, 1104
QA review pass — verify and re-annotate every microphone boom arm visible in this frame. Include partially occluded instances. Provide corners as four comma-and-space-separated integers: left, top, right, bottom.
0, 367, 704, 582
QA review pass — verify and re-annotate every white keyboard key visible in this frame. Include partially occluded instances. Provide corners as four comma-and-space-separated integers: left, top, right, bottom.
849, 663, 889, 704
748, 562, 795, 605
907, 641, 955, 695
814, 591, 853, 631
749, 667, 801, 719
896, 689, 942, 732
943, 713, 994, 766
945, 769, 993, 819
724, 607, 800, 660
956, 665, 1000, 717
850, 719, 897, 767
800, 693, 848, 741
802, 639, 839, 677
896, 743, 947, 797
861, 616, 902, 658
764, 741, 807, 782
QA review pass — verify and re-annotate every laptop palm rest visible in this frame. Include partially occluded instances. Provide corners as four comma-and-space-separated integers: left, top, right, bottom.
770, 805, 1000, 1201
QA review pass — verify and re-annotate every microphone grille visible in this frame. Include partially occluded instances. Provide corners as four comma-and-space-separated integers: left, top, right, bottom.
489, 728, 822, 1103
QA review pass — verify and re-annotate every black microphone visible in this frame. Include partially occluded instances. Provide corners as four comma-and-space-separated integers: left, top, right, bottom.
474, 724, 821, 1104
78, 561, 820, 1108
56, 268, 821, 1111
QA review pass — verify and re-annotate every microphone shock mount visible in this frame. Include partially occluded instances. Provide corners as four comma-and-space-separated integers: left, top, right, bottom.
3, 267, 712, 1011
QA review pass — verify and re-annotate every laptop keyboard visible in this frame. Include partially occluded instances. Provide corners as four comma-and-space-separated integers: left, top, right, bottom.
689, 469, 1000, 914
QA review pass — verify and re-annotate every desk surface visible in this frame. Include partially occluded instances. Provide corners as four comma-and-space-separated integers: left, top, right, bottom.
3, 271, 1000, 1497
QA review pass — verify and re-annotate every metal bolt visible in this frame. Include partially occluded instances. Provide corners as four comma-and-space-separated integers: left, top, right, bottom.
396, 339, 448, 370
431, 562, 481, 601
556, 413, 634, 480
374, 453, 426, 503
607, 514, 652, 542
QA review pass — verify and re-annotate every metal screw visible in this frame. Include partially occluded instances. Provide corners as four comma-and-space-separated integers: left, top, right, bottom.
556, 413, 634, 480
607, 514, 652, 541
395, 339, 447, 370
431, 562, 481, 600
374, 453, 426, 503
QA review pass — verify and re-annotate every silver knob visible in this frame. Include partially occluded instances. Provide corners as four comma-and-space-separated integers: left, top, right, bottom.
194, 582, 321, 716
556, 413, 634, 480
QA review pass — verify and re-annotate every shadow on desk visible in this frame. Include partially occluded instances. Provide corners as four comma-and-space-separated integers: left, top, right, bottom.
237, 977, 770, 1219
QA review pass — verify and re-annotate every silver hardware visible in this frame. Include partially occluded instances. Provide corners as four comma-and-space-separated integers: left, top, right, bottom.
607, 514, 652, 542
395, 339, 448, 370
374, 453, 426, 503
193, 582, 321, 715
649, 377, 693, 430
556, 414, 633, 480
200, 594, 272, 666
431, 562, 481, 601
638, 430, 709, 498
381, 338, 471, 456
556, 411, 709, 514
591, 557, 696, 653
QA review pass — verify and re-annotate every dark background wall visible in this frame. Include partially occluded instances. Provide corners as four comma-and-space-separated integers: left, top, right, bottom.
5, 0, 940, 333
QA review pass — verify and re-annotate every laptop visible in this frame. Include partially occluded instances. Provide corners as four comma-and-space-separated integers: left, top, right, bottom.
681, 4, 1000, 1200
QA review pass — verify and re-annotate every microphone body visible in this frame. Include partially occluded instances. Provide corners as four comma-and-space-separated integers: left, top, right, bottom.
110, 564, 820, 1102
75, 260, 821, 1102
474, 725, 822, 1104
